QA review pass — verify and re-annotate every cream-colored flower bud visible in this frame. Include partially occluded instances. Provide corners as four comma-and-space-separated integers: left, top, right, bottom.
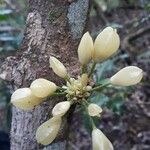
110, 66, 143, 86
52, 101, 71, 117
92, 128, 114, 150
93, 26, 120, 62
11, 88, 41, 110
30, 78, 57, 98
78, 32, 94, 65
88, 103, 102, 117
49, 56, 67, 78
86, 86, 92, 91
36, 116, 61, 145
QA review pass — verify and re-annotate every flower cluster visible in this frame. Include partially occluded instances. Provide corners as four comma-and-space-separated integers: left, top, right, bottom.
11, 27, 143, 150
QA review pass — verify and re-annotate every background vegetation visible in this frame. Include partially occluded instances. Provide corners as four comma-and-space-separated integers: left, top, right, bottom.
0, 0, 26, 149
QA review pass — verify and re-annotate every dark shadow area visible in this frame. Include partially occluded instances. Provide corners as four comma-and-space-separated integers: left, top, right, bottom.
0, 131, 10, 150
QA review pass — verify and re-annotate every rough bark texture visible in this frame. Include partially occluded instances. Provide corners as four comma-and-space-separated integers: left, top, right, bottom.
0, 0, 90, 150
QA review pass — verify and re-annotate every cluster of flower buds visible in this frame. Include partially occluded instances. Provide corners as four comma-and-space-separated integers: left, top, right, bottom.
36, 101, 71, 145
63, 74, 92, 101
11, 26, 143, 149
11, 78, 57, 110
78, 26, 120, 65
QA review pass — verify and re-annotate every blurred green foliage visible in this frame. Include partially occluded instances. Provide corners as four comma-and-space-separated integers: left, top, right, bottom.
145, 3, 150, 12
0, 0, 26, 52
0, 0, 26, 132
0, 80, 11, 132
92, 57, 133, 115
92, 0, 150, 13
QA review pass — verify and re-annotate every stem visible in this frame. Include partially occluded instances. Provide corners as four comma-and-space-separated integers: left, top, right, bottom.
89, 114, 96, 129
88, 62, 96, 78
65, 75, 71, 83
57, 86, 65, 91
89, 81, 110, 92
52, 92, 66, 96
82, 100, 96, 129
82, 65, 87, 74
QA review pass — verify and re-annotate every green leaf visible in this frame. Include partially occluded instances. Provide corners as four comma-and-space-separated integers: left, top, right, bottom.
96, 59, 115, 82
107, 94, 125, 115
90, 92, 109, 107
144, 3, 150, 12
82, 110, 93, 133
82, 106, 100, 133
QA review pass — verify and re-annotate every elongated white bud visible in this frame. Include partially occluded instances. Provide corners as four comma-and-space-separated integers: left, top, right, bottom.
49, 56, 67, 78
88, 103, 102, 117
110, 66, 143, 86
30, 78, 57, 98
36, 117, 61, 145
93, 27, 120, 62
52, 101, 71, 117
92, 128, 114, 150
78, 32, 94, 65
11, 88, 41, 110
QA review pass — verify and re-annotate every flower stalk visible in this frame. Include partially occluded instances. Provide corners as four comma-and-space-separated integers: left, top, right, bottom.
81, 65, 87, 74
51, 92, 66, 96
88, 62, 97, 78
82, 100, 96, 129
88, 80, 110, 92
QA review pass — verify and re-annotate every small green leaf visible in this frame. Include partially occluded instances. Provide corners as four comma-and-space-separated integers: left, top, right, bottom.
96, 59, 115, 82
82, 110, 93, 133
107, 94, 125, 115
82, 107, 100, 133
90, 93, 109, 107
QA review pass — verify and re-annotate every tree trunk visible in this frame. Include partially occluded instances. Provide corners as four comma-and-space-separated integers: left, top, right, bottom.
0, 0, 90, 149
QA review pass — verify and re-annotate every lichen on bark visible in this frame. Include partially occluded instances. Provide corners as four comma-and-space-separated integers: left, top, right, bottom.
67, 0, 90, 39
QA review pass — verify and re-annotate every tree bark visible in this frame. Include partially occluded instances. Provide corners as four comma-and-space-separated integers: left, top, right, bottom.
0, 0, 90, 149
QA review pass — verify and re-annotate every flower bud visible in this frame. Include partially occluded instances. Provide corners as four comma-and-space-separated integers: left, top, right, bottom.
36, 116, 61, 145
30, 78, 57, 98
88, 103, 102, 117
11, 88, 41, 110
110, 66, 143, 86
49, 56, 67, 78
92, 128, 114, 150
93, 27, 120, 62
86, 85, 92, 91
52, 101, 71, 117
78, 32, 94, 65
